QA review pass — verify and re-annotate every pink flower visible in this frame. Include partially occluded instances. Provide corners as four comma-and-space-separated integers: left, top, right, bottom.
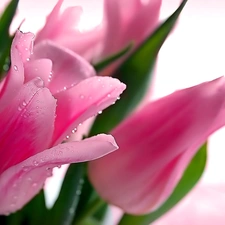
152, 183, 225, 225
35, 0, 104, 61
35, 0, 162, 63
88, 77, 225, 214
100, 0, 162, 59
0, 31, 126, 215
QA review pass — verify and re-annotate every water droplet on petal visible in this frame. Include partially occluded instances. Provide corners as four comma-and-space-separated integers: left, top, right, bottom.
10, 203, 15, 208
107, 94, 111, 97
63, 86, 67, 90
33, 160, 39, 166
14, 65, 18, 71
26, 58, 30, 61
117, 96, 120, 100
98, 111, 102, 114
72, 128, 77, 133
34, 77, 44, 88
32, 183, 37, 187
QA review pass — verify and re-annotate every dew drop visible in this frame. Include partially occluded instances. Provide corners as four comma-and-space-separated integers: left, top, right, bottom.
10, 203, 15, 208
107, 94, 111, 97
26, 58, 30, 61
72, 128, 77, 133
22, 166, 28, 172
14, 65, 18, 71
66, 135, 69, 139
98, 110, 102, 114
33, 160, 39, 166
34, 77, 44, 88
22, 101, 27, 106
117, 96, 120, 100
32, 183, 37, 187
57, 165, 61, 168
63, 86, 67, 90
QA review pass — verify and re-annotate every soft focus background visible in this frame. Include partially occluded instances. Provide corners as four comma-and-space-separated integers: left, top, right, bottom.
1, 0, 225, 222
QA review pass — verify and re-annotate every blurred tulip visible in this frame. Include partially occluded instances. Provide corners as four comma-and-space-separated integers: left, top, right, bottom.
0, 30, 126, 215
89, 77, 225, 214
35, 0, 162, 64
152, 183, 225, 225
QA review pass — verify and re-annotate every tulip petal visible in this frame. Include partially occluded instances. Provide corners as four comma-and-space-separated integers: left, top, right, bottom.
153, 184, 225, 225
0, 78, 56, 173
52, 76, 126, 145
13, 31, 34, 63
0, 32, 24, 111
24, 58, 53, 85
32, 41, 96, 94
0, 134, 118, 215
89, 77, 225, 214
102, 0, 122, 57
35, 0, 64, 41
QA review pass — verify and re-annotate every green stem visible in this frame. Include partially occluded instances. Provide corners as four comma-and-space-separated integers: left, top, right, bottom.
74, 197, 105, 225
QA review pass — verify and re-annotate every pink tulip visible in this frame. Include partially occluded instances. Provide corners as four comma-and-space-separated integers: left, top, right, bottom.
88, 77, 225, 214
35, 0, 162, 63
35, 0, 104, 61
101, 0, 162, 59
152, 183, 225, 225
0, 30, 126, 215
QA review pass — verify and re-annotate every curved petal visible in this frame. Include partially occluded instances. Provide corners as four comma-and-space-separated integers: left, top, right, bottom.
0, 134, 118, 215
121, 0, 162, 47
13, 31, 34, 63
32, 41, 96, 94
24, 58, 53, 85
35, 0, 64, 42
0, 33, 25, 111
0, 78, 56, 174
102, 0, 122, 57
52, 76, 126, 145
89, 77, 225, 214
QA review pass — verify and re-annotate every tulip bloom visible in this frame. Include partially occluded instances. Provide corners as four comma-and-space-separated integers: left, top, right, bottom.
89, 77, 225, 214
152, 183, 225, 225
0, 31, 125, 215
35, 0, 162, 62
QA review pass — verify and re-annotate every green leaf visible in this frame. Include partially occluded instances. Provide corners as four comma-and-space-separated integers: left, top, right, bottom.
89, 0, 188, 136
93, 43, 133, 73
0, 0, 19, 77
48, 163, 85, 225
0, 190, 48, 225
118, 143, 207, 225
